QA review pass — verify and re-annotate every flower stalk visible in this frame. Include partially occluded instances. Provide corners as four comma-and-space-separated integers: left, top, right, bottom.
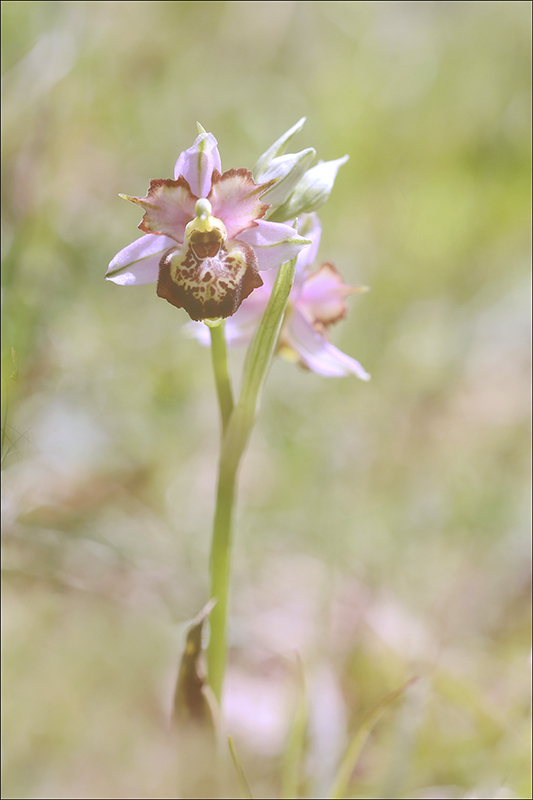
208, 321, 234, 435
207, 254, 298, 703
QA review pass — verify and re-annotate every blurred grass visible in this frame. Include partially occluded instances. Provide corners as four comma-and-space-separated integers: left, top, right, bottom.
1, 2, 531, 798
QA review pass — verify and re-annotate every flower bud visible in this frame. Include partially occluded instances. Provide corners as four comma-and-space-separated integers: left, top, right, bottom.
268, 156, 349, 222
258, 148, 316, 208
253, 117, 307, 180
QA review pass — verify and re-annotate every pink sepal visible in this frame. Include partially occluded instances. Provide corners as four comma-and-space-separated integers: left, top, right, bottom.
174, 132, 221, 198
106, 233, 175, 285
287, 309, 370, 379
208, 169, 273, 239
237, 219, 311, 271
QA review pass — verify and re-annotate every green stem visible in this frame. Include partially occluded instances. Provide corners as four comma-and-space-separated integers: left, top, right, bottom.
209, 322, 234, 435
207, 256, 297, 704
207, 445, 239, 704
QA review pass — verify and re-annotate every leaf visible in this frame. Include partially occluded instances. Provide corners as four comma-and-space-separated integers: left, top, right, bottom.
228, 735, 254, 799
328, 677, 419, 800
173, 598, 219, 733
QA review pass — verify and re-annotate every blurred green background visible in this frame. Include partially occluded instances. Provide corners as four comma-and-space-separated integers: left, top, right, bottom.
1, 2, 531, 798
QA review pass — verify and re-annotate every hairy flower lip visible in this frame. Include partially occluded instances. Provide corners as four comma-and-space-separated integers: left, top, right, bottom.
156, 239, 263, 321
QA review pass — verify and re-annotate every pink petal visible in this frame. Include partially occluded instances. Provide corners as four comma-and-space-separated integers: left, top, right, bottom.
124, 177, 196, 242
208, 169, 274, 239
174, 132, 222, 198
106, 234, 175, 285
286, 309, 370, 379
237, 219, 312, 271
299, 262, 362, 326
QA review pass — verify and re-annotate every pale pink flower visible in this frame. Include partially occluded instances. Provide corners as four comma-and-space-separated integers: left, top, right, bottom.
106, 131, 309, 321
188, 214, 370, 379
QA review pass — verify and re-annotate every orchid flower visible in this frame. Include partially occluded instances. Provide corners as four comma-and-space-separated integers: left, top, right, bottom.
188, 214, 370, 379
106, 128, 310, 321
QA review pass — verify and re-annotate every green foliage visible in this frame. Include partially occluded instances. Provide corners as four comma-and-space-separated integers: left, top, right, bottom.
1, 1, 531, 798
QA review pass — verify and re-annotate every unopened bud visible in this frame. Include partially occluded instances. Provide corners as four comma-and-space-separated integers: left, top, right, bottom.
259, 148, 316, 208
253, 117, 307, 180
269, 156, 349, 222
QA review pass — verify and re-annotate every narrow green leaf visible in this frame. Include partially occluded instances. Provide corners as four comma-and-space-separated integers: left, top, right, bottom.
228, 735, 255, 799
328, 677, 419, 800
237, 253, 297, 422
219, 252, 298, 477
280, 658, 308, 800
